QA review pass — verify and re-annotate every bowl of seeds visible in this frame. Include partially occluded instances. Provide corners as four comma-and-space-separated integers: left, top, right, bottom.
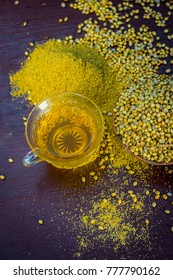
113, 74, 173, 166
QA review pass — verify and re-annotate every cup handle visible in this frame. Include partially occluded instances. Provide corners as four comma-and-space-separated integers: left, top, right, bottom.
23, 150, 42, 167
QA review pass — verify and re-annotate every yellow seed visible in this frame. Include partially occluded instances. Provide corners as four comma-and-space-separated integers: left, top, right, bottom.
171, 226, 173, 233
100, 165, 106, 169
23, 21, 28, 27
152, 202, 157, 208
89, 171, 95, 176
165, 68, 171, 73
128, 190, 133, 194
38, 219, 44, 225
155, 194, 160, 200
145, 219, 150, 226
98, 225, 104, 230
133, 197, 137, 203
128, 170, 134, 174
165, 210, 171, 214
168, 170, 173, 174
81, 176, 86, 183
163, 194, 168, 200
118, 199, 122, 205
133, 181, 138, 187
59, 18, 63, 23
126, 165, 131, 170
104, 155, 109, 161
155, 190, 160, 195
0, 175, 6, 180
64, 17, 69, 22
111, 192, 116, 197
146, 190, 150, 196
24, 51, 29, 56
29, 42, 35, 47
94, 175, 98, 180
90, 219, 96, 225
8, 158, 14, 163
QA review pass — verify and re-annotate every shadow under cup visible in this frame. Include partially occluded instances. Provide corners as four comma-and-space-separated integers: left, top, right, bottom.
23, 92, 104, 169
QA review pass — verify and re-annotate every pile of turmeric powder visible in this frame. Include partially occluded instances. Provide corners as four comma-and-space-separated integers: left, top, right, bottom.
10, 40, 129, 112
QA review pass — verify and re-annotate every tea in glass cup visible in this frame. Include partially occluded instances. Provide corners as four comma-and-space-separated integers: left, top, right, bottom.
23, 92, 104, 169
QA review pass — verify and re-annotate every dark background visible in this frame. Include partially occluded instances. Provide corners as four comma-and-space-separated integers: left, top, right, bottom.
0, 0, 173, 260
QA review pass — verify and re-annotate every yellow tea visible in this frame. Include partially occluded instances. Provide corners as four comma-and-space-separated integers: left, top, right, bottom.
24, 93, 104, 169
36, 104, 97, 159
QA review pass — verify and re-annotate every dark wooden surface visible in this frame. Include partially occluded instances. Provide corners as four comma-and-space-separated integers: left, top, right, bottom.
0, 0, 173, 260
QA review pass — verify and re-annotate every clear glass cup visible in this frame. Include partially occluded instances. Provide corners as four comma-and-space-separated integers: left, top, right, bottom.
23, 92, 104, 169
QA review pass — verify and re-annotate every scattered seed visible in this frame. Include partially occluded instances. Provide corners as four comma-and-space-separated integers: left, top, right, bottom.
81, 176, 86, 183
165, 68, 171, 73
111, 192, 116, 197
171, 227, 173, 233
167, 192, 172, 197
155, 190, 160, 195
128, 170, 134, 175
38, 219, 44, 225
64, 17, 69, 22
89, 171, 95, 176
61, 2, 66, 8
90, 219, 96, 225
107, 111, 113, 117
98, 225, 104, 230
163, 194, 168, 200
146, 190, 150, 196
165, 210, 171, 214
118, 199, 122, 205
133, 181, 138, 187
24, 51, 29, 56
145, 219, 150, 226
128, 190, 133, 194
23, 116, 27, 121
152, 202, 157, 208
0, 175, 6, 180
29, 42, 35, 47
23, 21, 28, 27
8, 158, 14, 163
155, 194, 160, 200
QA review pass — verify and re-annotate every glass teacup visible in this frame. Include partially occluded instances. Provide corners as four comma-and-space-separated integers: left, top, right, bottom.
23, 92, 104, 169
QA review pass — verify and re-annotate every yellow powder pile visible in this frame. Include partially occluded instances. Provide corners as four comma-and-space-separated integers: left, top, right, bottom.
10, 40, 129, 112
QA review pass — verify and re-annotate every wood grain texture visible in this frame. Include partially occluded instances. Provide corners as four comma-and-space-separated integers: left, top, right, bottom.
0, 0, 173, 260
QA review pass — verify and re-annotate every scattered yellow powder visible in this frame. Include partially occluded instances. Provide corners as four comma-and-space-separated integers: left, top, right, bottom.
75, 187, 151, 256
